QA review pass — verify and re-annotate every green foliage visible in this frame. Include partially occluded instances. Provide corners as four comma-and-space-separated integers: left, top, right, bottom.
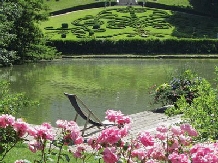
175, 78, 218, 140
41, 5, 218, 42
0, 126, 23, 161
50, 38, 218, 54
0, 81, 38, 115
163, 68, 218, 140
61, 23, 68, 29
0, 0, 59, 66
0, 2, 21, 66
152, 70, 200, 106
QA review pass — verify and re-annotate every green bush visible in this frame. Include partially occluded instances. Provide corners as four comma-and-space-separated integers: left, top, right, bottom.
170, 69, 218, 140
152, 70, 200, 107
61, 34, 66, 38
0, 81, 38, 115
61, 23, 68, 29
151, 69, 218, 140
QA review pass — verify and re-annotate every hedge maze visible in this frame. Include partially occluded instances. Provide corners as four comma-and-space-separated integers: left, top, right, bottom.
45, 6, 172, 39
44, 6, 218, 39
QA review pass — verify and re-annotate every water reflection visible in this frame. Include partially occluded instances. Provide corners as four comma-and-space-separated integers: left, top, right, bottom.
0, 58, 217, 126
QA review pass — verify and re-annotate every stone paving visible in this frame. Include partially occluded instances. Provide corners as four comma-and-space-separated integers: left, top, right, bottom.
82, 111, 181, 141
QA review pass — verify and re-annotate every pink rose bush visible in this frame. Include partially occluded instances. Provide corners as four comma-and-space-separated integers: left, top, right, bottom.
1, 111, 218, 163
105, 110, 131, 126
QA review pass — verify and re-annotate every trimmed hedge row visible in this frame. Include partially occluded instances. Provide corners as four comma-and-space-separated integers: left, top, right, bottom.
47, 39, 218, 54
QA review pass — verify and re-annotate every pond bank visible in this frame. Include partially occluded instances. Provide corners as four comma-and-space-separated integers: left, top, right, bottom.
62, 54, 218, 59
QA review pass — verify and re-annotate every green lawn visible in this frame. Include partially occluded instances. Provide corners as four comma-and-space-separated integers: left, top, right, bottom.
44, 0, 116, 12
44, 0, 191, 13
2, 143, 97, 163
40, 6, 218, 40
140, 0, 191, 7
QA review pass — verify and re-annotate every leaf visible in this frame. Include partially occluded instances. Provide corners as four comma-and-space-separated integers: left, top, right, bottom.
63, 154, 70, 162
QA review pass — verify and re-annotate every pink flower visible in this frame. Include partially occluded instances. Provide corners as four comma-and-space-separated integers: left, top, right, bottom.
180, 123, 192, 132
187, 128, 198, 137
138, 131, 154, 147
168, 152, 190, 163
0, 114, 15, 128
42, 122, 52, 129
117, 115, 131, 125
180, 123, 198, 137
119, 125, 131, 137
131, 148, 146, 160
105, 110, 124, 123
156, 125, 168, 133
87, 137, 101, 150
73, 146, 85, 158
105, 110, 131, 125
98, 127, 122, 145
27, 126, 37, 136
179, 135, 192, 146
168, 138, 179, 151
103, 147, 118, 163
190, 143, 218, 163
155, 133, 166, 141
33, 123, 54, 140
28, 140, 43, 153
56, 119, 83, 145
75, 136, 83, 144
171, 126, 183, 136
13, 118, 29, 137
148, 144, 166, 160
56, 119, 68, 128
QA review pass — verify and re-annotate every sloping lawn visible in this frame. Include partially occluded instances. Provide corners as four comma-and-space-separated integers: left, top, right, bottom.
40, 6, 218, 40
140, 0, 191, 7
43, 0, 116, 12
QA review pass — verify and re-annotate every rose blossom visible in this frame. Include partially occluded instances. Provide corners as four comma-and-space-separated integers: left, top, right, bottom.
0, 114, 15, 128
138, 131, 154, 147
13, 118, 29, 137
73, 145, 86, 158
103, 147, 118, 163
168, 152, 190, 163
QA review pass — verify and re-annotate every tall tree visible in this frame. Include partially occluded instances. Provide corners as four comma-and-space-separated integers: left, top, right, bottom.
0, 2, 21, 66
1, 0, 58, 66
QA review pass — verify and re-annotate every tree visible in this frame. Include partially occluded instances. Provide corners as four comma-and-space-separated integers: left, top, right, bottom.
189, 0, 218, 16
0, 2, 21, 66
1, 0, 59, 66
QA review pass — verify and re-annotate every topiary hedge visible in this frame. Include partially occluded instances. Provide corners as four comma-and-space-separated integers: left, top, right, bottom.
47, 38, 218, 55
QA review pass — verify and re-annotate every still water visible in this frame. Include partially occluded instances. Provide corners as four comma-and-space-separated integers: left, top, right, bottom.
0, 58, 217, 126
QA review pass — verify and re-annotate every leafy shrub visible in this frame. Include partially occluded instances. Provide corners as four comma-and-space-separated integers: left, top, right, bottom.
89, 30, 94, 36
152, 70, 200, 107
61, 23, 68, 29
169, 76, 218, 140
0, 49, 18, 67
156, 68, 218, 140
0, 81, 38, 115
61, 34, 66, 38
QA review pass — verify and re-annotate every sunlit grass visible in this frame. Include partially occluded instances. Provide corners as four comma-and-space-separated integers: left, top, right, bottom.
138, 0, 191, 7
43, 0, 116, 12
2, 142, 98, 163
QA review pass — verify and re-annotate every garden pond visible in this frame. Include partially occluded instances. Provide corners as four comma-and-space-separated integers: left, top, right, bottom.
0, 58, 218, 126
